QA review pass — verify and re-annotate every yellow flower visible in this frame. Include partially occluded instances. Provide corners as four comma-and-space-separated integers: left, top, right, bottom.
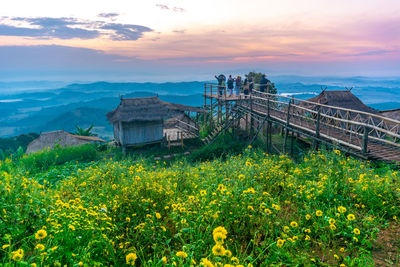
212, 244, 226, 256
231, 257, 240, 264
213, 226, 228, 237
290, 221, 298, 228
162, 256, 167, 264
347, 214, 356, 221
213, 232, 226, 244
353, 228, 360, 235
51, 246, 58, 251
156, 213, 161, 219
329, 224, 336, 231
277, 239, 285, 248
305, 235, 310, 241
224, 250, 232, 257
35, 244, 45, 251
283, 226, 290, 233
340, 264, 346, 267
338, 206, 347, 213
31, 263, 37, 267
272, 204, 280, 211
305, 214, 311, 220
126, 253, 138, 265
340, 247, 345, 253
353, 236, 358, 242
316, 210, 323, 217
201, 258, 214, 267
304, 229, 311, 233
35, 229, 47, 240
2, 244, 10, 249
126, 217, 131, 222
78, 262, 83, 266
11, 249, 24, 261
176, 251, 188, 258
329, 218, 336, 225
69, 224, 76, 231
264, 208, 272, 215
200, 190, 207, 196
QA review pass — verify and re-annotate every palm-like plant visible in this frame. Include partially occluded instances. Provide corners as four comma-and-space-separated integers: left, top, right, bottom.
74, 125, 98, 136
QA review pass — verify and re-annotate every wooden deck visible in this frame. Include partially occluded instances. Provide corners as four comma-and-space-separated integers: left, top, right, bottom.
203, 83, 400, 164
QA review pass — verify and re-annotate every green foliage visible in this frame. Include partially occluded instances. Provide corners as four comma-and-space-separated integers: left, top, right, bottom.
0, 132, 39, 157
245, 71, 278, 94
16, 144, 100, 173
189, 133, 245, 161
74, 125, 97, 136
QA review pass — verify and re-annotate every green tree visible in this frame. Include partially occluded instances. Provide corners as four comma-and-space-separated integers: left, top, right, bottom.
245, 71, 278, 94
74, 125, 98, 136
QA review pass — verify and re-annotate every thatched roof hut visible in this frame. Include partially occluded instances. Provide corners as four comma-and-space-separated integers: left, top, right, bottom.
106, 96, 202, 147
306, 90, 378, 114
26, 130, 105, 154
380, 109, 400, 121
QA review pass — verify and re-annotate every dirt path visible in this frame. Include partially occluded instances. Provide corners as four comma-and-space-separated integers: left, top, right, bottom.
372, 222, 400, 266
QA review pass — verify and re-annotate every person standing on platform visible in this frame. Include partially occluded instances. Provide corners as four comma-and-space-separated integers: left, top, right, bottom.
235, 75, 242, 96
215, 74, 226, 96
227, 75, 234, 96
259, 74, 268, 93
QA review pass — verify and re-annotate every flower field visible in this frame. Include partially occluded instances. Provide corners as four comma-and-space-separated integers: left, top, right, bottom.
0, 146, 399, 266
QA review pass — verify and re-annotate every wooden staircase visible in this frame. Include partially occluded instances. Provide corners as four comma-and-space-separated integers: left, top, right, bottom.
202, 106, 244, 145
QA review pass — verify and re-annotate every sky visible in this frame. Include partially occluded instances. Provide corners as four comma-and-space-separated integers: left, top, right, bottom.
0, 0, 399, 81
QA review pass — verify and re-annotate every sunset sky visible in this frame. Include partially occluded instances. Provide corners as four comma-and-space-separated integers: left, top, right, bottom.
0, 0, 399, 81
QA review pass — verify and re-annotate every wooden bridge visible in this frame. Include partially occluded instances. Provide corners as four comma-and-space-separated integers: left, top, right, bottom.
203, 83, 400, 164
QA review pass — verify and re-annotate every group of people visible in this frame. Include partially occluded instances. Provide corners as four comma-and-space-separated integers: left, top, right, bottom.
214, 73, 271, 97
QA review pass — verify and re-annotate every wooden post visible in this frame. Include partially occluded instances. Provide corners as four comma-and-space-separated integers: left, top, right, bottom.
250, 94, 254, 136
204, 83, 207, 127
266, 98, 270, 152
168, 135, 171, 150
181, 131, 184, 148
314, 108, 321, 150
209, 85, 214, 128
224, 85, 227, 123
290, 131, 294, 156
362, 126, 369, 155
283, 99, 292, 154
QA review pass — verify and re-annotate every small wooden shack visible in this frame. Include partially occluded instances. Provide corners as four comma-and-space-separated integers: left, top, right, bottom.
26, 130, 105, 154
106, 96, 201, 149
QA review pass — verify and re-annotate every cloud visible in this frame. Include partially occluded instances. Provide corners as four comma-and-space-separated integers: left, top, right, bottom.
0, 16, 152, 41
101, 23, 153, 41
156, 4, 169, 10
98, 13, 119, 19
156, 4, 185, 12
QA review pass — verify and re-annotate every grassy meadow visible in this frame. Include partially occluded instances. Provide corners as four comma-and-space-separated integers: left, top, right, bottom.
0, 144, 399, 266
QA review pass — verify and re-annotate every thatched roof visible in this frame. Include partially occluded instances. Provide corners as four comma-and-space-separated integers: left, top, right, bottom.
380, 109, 400, 121
306, 90, 378, 114
106, 96, 202, 123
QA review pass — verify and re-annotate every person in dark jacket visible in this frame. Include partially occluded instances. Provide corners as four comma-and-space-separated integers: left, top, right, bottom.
259, 74, 268, 93
227, 75, 234, 96
215, 74, 226, 96
235, 76, 242, 96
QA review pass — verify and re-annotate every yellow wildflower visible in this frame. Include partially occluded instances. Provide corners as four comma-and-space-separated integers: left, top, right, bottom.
126, 252, 138, 265
176, 251, 188, 258
35, 229, 47, 240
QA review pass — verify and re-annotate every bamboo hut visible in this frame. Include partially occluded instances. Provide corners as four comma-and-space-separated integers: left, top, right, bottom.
380, 109, 400, 121
305, 90, 378, 114
26, 130, 105, 154
106, 96, 201, 149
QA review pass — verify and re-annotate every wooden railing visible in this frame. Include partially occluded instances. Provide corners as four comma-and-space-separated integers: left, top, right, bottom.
249, 91, 400, 153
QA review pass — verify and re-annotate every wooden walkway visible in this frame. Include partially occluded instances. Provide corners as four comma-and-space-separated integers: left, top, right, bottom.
203, 83, 400, 164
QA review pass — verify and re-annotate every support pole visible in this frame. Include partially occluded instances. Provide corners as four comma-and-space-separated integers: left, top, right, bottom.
250, 94, 254, 136
204, 83, 207, 127
283, 99, 292, 154
313, 108, 321, 150
362, 126, 369, 155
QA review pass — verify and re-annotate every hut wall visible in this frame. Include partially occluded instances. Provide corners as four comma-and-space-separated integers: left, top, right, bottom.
122, 120, 163, 145
113, 122, 121, 143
